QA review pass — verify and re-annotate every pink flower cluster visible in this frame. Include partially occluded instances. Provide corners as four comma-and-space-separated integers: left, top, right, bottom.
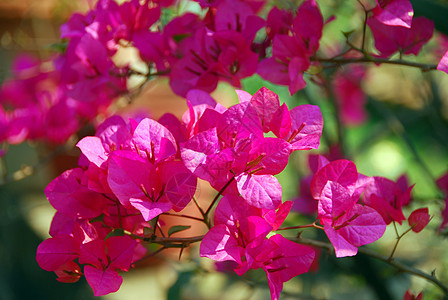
2, 0, 448, 150
35, 87, 324, 298
0, 54, 124, 145
37, 114, 196, 296
16, 0, 444, 297
35, 85, 434, 299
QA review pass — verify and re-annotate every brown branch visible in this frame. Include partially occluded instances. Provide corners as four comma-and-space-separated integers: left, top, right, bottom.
142, 235, 204, 246
313, 57, 438, 72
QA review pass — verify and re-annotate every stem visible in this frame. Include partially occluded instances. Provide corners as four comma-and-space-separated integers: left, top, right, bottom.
192, 196, 210, 228
361, 10, 368, 52
143, 235, 204, 245
389, 222, 401, 260
389, 223, 415, 261
313, 57, 438, 72
157, 224, 166, 238
162, 212, 206, 223
292, 237, 448, 296
276, 222, 324, 231
205, 176, 235, 217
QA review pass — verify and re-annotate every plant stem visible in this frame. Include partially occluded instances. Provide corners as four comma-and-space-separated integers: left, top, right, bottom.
276, 222, 324, 231
314, 57, 438, 72
205, 176, 235, 217
292, 237, 448, 296
162, 212, 206, 223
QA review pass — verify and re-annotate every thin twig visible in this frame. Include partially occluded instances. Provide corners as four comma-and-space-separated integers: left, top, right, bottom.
205, 176, 235, 217
314, 57, 438, 72
162, 212, 206, 223
292, 237, 448, 296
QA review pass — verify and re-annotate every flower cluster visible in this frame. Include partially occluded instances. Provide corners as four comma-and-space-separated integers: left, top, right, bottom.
2, 0, 442, 298
1, 0, 447, 149
37, 114, 197, 296
35, 86, 434, 299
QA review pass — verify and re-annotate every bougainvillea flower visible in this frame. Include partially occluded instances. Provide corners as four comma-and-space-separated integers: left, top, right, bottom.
371, 0, 414, 28
322, 203, 386, 257
79, 236, 140, 296
169, 27, 258, 97
403, 290, 424, 300
36, 235, 80, 272
45, 168, 109, 219
363, 176, 414, 224
367, 16, 434, 58
311, 160, 386, 257
258, 0, 323, 94
181, 87, 321, 209
408, 207, 430, 233
247, 234, 315, 300
200, 195, 274, 266
213, 0, 265, 42
201, 195, 314, 300
266, 7, 293, 40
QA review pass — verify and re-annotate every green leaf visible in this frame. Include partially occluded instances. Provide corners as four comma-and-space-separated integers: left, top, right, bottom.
105, 228, 124, 240
168, 225, 191, 237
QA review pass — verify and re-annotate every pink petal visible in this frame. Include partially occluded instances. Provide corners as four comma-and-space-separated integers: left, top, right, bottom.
248, 137, 292, 175
200, 224, 242, 263
264, 201, 293, 231
79, 239, 107, 269
317, 181, 354, 220
95, 115, 132, 151
235, 90, 252, 103
288, 56, 309, 95
373, 0, 413, 28
324, 223, 359, 257
130, 198, 172, 221
249, 87, 281, 132
54, 261, 82, 283
180, 128, 221, 181
132, 118, 177, 163
285, 104, 323, 150
49, 212, 75, 237
293, 0, 323, 53
159, 160, 197, 211
257, 58, 290, 86
216, 102, 263, 147
45, 168, 107, 219
36, 235, 79, 271
408, 207, 430, 233
84, 266, 123, 297
311, 160, 358, 200
186, 89, 217, 107
236, 174, 282, 209
76, 137, 108, 167
337, 204, 386, 247
107, 236, 138, 271
437, 50, 448, 74
269, 103, 292, 139
107, 150, 158, 208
